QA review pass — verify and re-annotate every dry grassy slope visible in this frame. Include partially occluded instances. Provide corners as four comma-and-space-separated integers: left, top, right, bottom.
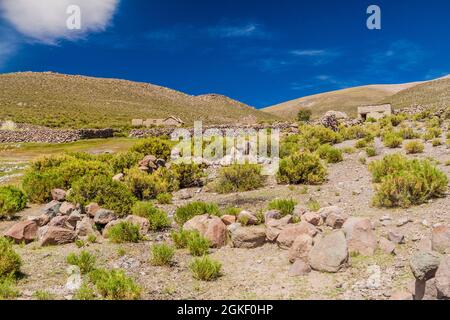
381, 77, 450, 110
0, 72, 278, 129
262, 82, 425, 120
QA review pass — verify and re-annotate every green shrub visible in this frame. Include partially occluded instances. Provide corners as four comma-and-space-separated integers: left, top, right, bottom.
397, 127, 419, 140
355, 139, 369, 149
170, 163, 204, 188
66, 251, 96, 274
68, 175, 136, 217
221, 207, 241, 217
405, 140, 424, 154
268, 199, 297, 216
187, 232, 210, 256
170, 229, 197, 249
0, 276, 19, 300
174, 202, 220, 226
0, 186, 27, 219
339, 125, 370, 140
297, 109, 312, 122
365, 147, 377, 157
316, 144, 343, 163
306, 199, 321, 212
124, 167, 178, 201
109, 151, 143, 174
73, 283, 97, 300
423, 128, 442, 141
213, 164, 264, 194
106, 222, 142, 243
150, 243, 175, 266
369, 154, 448, 208
89, 268, 141, 300
130, 137, 172, 161
383, 132, 403, 148
432, 139, 442, 147
0, 237, 22, 278
190, 256, 222, 281
277, 152, 327, 185
131, 202, 170, 231
156, 193, 173, 204
22, 170, 63, 203
299, 125, 343, 145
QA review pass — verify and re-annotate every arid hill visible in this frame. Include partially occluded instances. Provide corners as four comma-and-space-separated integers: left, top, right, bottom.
0, 72, 278, 129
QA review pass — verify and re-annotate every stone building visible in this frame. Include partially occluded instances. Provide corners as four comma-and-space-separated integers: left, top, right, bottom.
357, 104, 392, 120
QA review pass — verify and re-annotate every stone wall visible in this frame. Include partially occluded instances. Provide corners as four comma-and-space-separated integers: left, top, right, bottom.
0, 128, 115, 144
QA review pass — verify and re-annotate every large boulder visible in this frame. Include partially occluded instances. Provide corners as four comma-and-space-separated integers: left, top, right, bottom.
85, 203, 100, 218
4, 220, 38, 244
42, 200, 61, 218
265, 215, 292, 242
94, 209, 116, 225
302, 212, 323, 226
289, 260, 311, 277
318, 205, 343, 220
436, 256, 450, 299
39, 226, 76, 246
230, 225, 266, 249
431, 225, 450, 254
276, 222, 318, 249
59, 202, 76, 215
309, 231, 348, 273
288, 234, 313, 263
264, 210, 281, 221
237, 210, 258, 226
410, 251, 441, 281
48, 216, 70, 229
183, 214, 227, 248
343, 217, 377, 256
76, 217, 96, 237
221, 215, 236, 226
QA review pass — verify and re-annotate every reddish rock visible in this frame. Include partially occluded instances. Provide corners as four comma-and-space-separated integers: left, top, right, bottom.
288, 234, 313, 263
94, 209, 116, 225
292, 205, 307, 218
237, 210, 258, 225
289, 260, 311, 277
204, 216, 228, 248
125, 215, 150, 236
302, 212, 323, 226
183, 214, 210, 234
59, 202, 76, 215
51, 189, 66, 201
378, 238, 396, 255
139, 155, 157, 167
264, 210, 281, 221
48, 216, 69, 228
66, 211, 83, 229
85, 203, 100, 218
388, 231, 405, 244
318, 206, 343, 220
277, 222, 318, 249
39, 226, 76, 246
221, 215, 236, 226
28, 214, 51, 227
76, 217, 96, 237
325, 211, 349, 229
265, 215, 292, 242
343, 217, 377, 256
436, 256, 450, 299
4, 220, 38, 244
431, 225, 450, 254
309, 231, 348, 273
409, 279, 438, 300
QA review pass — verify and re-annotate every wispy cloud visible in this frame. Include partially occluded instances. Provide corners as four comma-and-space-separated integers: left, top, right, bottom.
290, 48, 341, 65
207, 23, 269, 39
0, 0, 119, 44
291, 75, 360, 92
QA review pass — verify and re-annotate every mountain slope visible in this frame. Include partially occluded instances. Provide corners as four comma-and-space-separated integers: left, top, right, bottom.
262, 82, 422, 119
0, 72, 278, 129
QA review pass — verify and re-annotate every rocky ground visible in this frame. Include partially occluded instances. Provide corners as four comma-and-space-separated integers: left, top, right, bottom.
1, 134, 449, 300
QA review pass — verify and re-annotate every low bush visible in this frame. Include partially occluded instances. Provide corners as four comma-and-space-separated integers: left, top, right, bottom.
106, 222, 142, 243
156, 193, 173, 204
0, 237, 22, 278
369, 154, 448, 208
109, 151, 143, 174
397, 127, 419, 140
212, 164, 264, 194
383, 132, 403, 148
0, 276, 19, 300
68, 175, 136, 217
297, 109, 312, 122
187, 232, 210, 256
0, 186, 27, 219
170, 229, 197, 249
150, 243, 175, 266
66, 251, 97, 274
174, 202, 220, 226
365, 146, 377, 157
130, 137, 172, 161
190, 256, 222, 281
422, 128, 442, 141
268, 199, 297, 216
131, 201, 171, 231
316, 144, 343, 163
124, 167, 175, 201
73, 283, 97, 300
170, 163, 204, 188
432, 139, 442, 147
277, 152, 327, 185
405, 140, 424, 154
89, 268, 141, 300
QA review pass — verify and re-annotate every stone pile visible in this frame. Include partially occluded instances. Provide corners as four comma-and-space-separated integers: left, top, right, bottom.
0, 127, 115, 143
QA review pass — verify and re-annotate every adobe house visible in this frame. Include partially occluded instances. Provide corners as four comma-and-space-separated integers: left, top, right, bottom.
358, 104, 392, 121
133, 116, 184, 128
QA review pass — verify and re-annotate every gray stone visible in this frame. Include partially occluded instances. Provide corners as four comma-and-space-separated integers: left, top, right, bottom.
436, 256, 450, 299
432, 225, 450, 254
94, 209, 116, 225
410, 251, 441, 281
343, 217, 377, 256
289, 260, 311, 276
388, 231, 405, 244
230, 226, 266, 249
309, 231, 348, 273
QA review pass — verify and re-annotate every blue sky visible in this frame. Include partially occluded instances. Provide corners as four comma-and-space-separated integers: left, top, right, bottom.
0, 0, 449, 108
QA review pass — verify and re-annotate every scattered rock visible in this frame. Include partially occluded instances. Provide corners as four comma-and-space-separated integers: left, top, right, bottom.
288, 234, 313, 263
264, 210, 281, 221
396, 217, 411, 227
343, 217, 377, 256
292, 205, 307, 218
94, 209, 116, 225
388, 231, 405, 244
4, 220, 38, 244
76, 217, 96, 237
40, 226, 76, 246
302, 212, 323, 226
237, 210, 258, 225
289, 260, 311, 276
277, 222, 318, 249
325, 211, 349, 229
48, 216, 69, 228
221, 215, 236, 226
318, 206, 343, 220
365, 265, 381, 289
309, 230, 348, 273
184, 214, 228, 247
27, 214, 50, 227
378, 238, 396, 255
51, 189, 66, 201
230, 226, 266, 249
436, 256, 450, 299
431, 225, 450, 254
59, 202, 76, 215
42, 200, 61, 218
66, 211, 83, 229
265, 215, 292, 242
410, 251, 441, 281
85, 203, 100, 218
125, 215, 150, 236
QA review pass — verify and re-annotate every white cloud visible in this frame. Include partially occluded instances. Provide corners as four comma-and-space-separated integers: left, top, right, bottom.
208, 23, 268, 39
290, 49, 327, 57
0, 0, 119, 44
